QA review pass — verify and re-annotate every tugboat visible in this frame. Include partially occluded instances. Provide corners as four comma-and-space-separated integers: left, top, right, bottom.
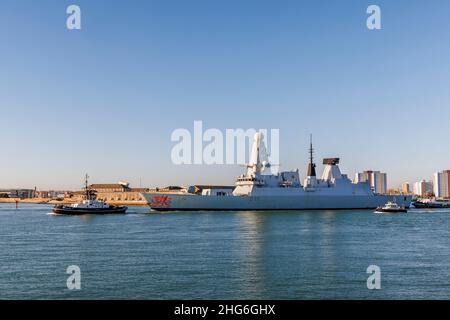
375, 201, 407, 213
412, 198, 450, 209
52, 175, 127, 215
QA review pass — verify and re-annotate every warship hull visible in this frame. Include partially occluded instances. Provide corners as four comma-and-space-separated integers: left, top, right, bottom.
143, 193, 412, 211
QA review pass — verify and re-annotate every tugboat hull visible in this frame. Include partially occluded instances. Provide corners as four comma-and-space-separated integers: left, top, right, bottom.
52, 205, 128, 215
413, 201, 449, 209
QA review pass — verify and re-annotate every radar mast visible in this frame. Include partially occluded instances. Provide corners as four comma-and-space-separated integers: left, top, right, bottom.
307, 134, 316, 177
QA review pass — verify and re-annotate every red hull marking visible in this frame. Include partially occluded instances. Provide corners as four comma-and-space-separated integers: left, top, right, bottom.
150, 195, 172, 207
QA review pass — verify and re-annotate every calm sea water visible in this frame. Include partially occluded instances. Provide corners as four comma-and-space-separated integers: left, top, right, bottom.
0, 203, 449, 299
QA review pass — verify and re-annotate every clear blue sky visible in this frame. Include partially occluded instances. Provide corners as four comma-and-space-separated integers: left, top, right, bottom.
1, 0, 449, 190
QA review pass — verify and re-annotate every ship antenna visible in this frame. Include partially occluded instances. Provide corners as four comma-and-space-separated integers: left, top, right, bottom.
309, 134, 314, 164
85, 174, 89, 200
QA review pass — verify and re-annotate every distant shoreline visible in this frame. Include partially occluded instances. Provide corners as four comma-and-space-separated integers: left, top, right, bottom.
0, 198, 148, 207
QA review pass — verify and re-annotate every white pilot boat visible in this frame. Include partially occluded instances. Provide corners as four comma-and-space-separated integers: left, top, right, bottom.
375, 201, 407, 213
52, 175, 127, 215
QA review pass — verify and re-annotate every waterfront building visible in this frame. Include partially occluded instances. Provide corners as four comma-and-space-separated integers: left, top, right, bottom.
0, 189, 36, 199
433, 170, 450, 198
413, 180, 434, 197
36, 190, 67, 199
68, 182, 150, 204
354, 170, 387, 194
89, 182, 131, 193
95, 190, 148, 203
401, 182, 410, 194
